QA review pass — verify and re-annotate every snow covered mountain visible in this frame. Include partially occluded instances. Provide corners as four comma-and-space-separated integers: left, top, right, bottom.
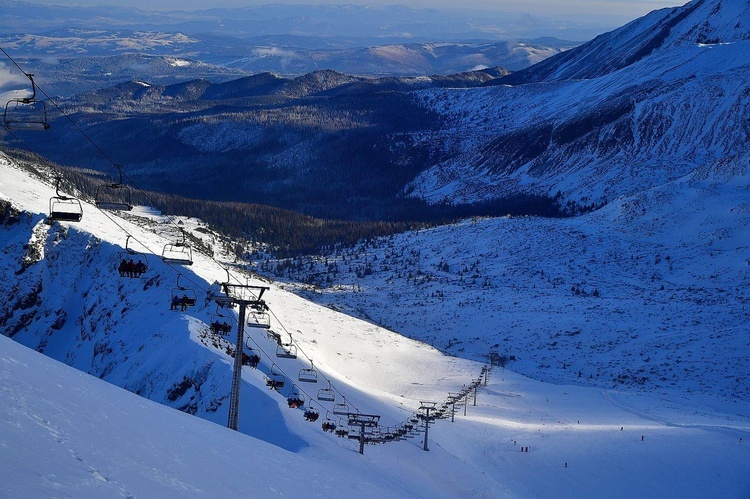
2, 0, 750, 495
405, 0, 750, 209
0, 156, 475, 451
13, 0, 748, 224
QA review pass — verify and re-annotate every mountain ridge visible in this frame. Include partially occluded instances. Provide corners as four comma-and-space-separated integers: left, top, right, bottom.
6, 0, 747, 221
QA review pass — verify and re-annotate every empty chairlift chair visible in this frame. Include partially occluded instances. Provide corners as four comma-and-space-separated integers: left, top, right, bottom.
48, 176, 83, 223
162, 231, 193, 266
246, 301, 270, 329
207, 279, 234, 307
3, 73, 50, 130
333, 397, 350, 416
275, 336, 297, 359
95, 165, 133, 211
317, 383, 335, 403
298, 362, 318, 384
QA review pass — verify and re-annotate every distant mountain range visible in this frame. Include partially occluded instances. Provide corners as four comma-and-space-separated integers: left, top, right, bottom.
2, 36, 574, 97
0, 2, 612, 42
3, 0, 748, 224
0, 2, 591, 96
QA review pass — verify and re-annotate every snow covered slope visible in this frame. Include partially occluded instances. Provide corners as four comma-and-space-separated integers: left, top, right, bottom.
3, 322, 750, 498
2, 149, 750, 497
0, 155, 481, 450
0, 334, 422, 498
269, 155, 750, 404
405, 0, 750, 209
499, 0, 750, 83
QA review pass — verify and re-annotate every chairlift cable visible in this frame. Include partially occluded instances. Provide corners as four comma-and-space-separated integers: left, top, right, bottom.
241, 333, 336, 415
0, 47, 212, 293
0, 47, 391, 436
0, 46, 212, 266
2, 125, 368, 432
264, 304, 362, 414
2, 127, 206, 296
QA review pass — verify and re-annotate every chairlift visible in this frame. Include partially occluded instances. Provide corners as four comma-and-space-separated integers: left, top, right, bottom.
247, 311, 270, 328
334, 419, 349, 437
287, 386, 305, 408
303, 404, 320, 422
317, 383, 335, 402
321, 412, 337, 432
333, 397, 350, 416
298, 362, 318, 383
95, 165, 133, 211
275, 338, 297, 359
170, 275, 197, 311
247, 301, 270, 329
241, 347, 260, 368
208, 277, 234, 307
162, 230, 193, 266
347, 430, 360, 440
3, 73, 50, 130
117, 235, 148, 278
265, 364, 285, 390
266, 329, 281, 344
209, 312, 232, 336
48, 177, 83, 223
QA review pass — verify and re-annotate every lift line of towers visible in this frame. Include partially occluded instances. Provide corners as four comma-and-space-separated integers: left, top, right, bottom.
3, 69, 494, 455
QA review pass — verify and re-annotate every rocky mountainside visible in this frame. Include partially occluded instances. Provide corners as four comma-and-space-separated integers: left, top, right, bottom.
407, 0, 750, 208
495, 0, 750, 84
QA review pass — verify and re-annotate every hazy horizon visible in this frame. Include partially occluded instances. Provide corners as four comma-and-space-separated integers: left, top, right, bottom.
19, 0, 684, 25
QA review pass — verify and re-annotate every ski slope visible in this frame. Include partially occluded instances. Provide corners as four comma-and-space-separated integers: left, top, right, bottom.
3, 330, 750, 498
2, 147, 750, 497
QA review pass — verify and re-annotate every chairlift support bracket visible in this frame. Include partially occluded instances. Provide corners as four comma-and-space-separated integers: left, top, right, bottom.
347, 413, 380, 455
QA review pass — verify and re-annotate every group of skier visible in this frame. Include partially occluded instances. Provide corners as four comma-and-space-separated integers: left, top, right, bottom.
170, 294, 194, 311
118, 258, 146, 278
